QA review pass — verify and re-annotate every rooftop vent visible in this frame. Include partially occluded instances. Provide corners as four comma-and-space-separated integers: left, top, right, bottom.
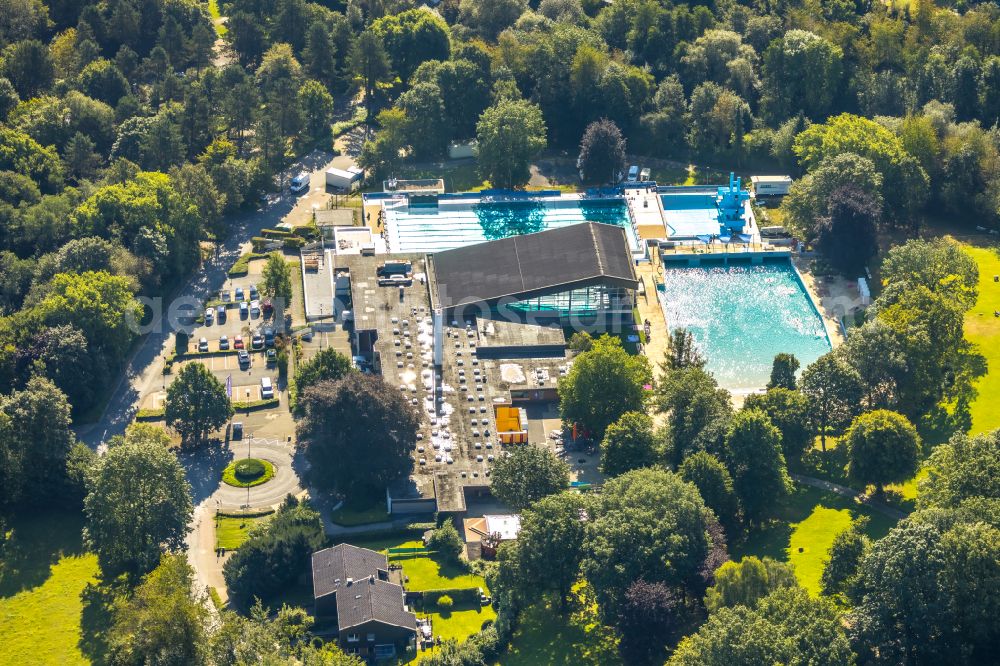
346, 577, 354, 586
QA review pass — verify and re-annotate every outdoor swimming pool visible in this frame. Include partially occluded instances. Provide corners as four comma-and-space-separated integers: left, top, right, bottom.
385, 197, 639, 253
658, 260, 831, 391
660, 192, 723, 237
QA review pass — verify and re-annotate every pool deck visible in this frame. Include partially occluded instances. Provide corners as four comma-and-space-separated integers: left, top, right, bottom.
793, 257, 849, 348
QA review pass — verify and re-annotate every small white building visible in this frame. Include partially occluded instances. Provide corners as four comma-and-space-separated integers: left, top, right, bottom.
750, 175, 793, 197
325, 166, 364, 191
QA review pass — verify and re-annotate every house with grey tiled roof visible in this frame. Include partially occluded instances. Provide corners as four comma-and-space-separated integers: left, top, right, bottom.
312, 544, 417, 660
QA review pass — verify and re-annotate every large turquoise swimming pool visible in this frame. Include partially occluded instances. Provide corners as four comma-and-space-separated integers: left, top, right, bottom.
385, 197, 639, 253
658, 260, 831, 391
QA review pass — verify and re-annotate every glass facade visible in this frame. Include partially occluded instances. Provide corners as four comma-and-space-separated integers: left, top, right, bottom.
507, 285, 633, 317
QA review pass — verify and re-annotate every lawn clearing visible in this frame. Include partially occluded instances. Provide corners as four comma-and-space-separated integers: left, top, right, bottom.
343, 536, 488, 592
960, 243, 1000, 435
500, 584, 622, 666
0, 510, 102, 666
416, 599, 496, 645
732, 485, 897, 596
330, 498, 391, 526
215, 511, 274, 550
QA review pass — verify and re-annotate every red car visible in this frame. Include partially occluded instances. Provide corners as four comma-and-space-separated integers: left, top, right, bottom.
233, 335, 244, 350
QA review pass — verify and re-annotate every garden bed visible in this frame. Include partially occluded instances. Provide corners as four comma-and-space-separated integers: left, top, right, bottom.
221, 458, 275, 488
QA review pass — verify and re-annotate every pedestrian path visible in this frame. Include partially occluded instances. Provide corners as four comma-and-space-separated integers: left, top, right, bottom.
791, 473, 909, 520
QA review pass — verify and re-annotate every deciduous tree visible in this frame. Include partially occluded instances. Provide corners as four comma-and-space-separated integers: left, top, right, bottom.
582, 468, 718, 615
601, 411, 658, 476
490, 444, 569, 511
107, 553, 208, 665
723, 409, 791, 525
84, 424, 193, 575
559, 335, 651, 441
476, 98, 547, 190
704, 556, 797, 613
164, 362, 233, 447
800, 352, 863, 451
578, 118, 626, 184
297, 373, 418, 497
261, 251, 293, 305
845, 409, 920, 494
513, 491, 587, 611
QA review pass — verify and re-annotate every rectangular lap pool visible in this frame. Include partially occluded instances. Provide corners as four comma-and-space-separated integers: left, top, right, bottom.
658, 260, 831, 391
660, 192, 723, 238
385, 197, 640, 254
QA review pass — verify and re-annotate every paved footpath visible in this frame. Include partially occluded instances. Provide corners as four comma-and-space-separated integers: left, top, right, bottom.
791, 473, 909, 521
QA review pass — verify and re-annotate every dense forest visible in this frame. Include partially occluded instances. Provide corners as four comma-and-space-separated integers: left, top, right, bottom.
0, 0, 999, 665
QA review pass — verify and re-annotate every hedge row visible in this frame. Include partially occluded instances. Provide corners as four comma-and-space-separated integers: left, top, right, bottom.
251, 236, 305, 252
416, 587, 482, 606
135, 408, 165, 421
228, 252, 266, 277
231, 397, 280, 411
217, 509, 276, 519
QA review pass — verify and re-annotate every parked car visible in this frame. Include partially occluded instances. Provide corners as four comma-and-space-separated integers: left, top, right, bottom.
231, 421, 243, 441
250, 300, 260, 317
235, 287, 245, 301
249, 284, 259, 300
266, 348, 277, 364
204, 307, 213, 324
263, 327, 275, 347
217, 304, 226, 322
239, 301, 249, 318
221, 290, 231, 302
238, 350, 250, 367
219, 335, 229, 350
251, 333, 264, 350
262, 299, 273, 317
300, 330, 313, 342
260, 376, 274, 399
198, 337, 208, 352
233, 335, 244, 349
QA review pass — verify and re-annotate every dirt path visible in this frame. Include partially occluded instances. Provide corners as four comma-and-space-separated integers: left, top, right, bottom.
791, 473, 908, 520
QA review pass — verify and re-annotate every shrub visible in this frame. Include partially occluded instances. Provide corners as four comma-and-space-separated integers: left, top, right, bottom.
428, 521, 464, 564
222, 458, 275, 488
437, 594, 454, 610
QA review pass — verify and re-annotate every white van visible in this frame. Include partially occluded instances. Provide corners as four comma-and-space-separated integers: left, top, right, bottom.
260, 377, 274, 400
290, 173, 309, 194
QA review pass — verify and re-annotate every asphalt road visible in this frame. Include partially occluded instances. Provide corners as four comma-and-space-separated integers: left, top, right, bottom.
76, 150, 346, 449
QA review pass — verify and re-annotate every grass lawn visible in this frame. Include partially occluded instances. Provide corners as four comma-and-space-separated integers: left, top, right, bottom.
344, 536, 488, 592
330, 498, 391, 526
215, 511, 273, 550
0, 510, 103, 665
416, 599, 496, 645
960, 243, 1000, 435
207, 0, 227, 36
393, 161, 487, 193
501, 584, 622, 666
732, 485, 897, 596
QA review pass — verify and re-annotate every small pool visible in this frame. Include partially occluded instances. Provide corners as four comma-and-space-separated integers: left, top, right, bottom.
658, 260, 831, 391
661, 193, 723, 237
386, 197, 639, 253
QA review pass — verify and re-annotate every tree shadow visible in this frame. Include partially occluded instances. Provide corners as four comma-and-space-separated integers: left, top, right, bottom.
79, 576, 124, 666
474, 200, 546, 240
0, 510, 85, 598
177, 442, 234, 505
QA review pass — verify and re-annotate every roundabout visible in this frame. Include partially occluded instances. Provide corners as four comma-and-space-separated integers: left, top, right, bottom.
210, 437, 305, 511
222, 458, 275, 487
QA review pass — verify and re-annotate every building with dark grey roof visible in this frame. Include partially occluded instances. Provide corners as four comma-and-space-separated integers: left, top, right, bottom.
312, 544, 417, 660
428, 222, 638, 324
